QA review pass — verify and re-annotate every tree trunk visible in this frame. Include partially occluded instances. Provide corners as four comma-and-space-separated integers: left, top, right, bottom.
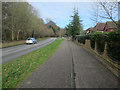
12, 30, 14, 41
17, 31, 20, 40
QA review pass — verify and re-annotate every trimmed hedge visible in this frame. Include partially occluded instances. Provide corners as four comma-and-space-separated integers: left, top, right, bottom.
89, 33, 96, 49
90, 32, 106, 53
106, 31, 120, 61
76, 30, 120, 62
76, 35, 86, 44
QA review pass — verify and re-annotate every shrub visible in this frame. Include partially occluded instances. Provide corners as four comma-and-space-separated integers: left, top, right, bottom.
76, 35, 86, 44
106, 31, 120, 61
89, 33, 96, 49
95, 32, 105, 54
85, 34, 90, 39
76, 31, 120, 62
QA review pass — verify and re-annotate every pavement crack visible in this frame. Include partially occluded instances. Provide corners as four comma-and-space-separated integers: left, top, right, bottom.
72, 55, 76, 88
68, 40, 76, 88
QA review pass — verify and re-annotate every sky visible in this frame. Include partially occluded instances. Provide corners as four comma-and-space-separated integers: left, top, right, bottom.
28, 2, 97, 30
3, 0, 118, 30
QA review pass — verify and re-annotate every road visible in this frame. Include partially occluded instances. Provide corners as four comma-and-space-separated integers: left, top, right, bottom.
19, 40, 119, 88
1, 38, 56, 64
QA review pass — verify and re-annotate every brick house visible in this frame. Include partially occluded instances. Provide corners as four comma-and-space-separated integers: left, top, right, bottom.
103, 21, 117, 32
86, 27, 94, 34
94, 23, 106, 32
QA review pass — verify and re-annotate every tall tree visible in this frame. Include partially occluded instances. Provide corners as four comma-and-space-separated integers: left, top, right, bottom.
2, 2, 56, 42
65, 24, 72, 36
71, 8, 82, 39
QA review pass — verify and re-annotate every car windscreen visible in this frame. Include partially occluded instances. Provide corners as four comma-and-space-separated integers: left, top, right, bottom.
27, 38, 32, 40
32, 38, 36, 40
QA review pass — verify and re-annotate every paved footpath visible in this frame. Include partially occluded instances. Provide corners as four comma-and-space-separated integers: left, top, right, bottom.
19, 40, 119, 88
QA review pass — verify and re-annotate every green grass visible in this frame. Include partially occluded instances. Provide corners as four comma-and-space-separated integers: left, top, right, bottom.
2, 39, 63, 88
1, 37, 49, 48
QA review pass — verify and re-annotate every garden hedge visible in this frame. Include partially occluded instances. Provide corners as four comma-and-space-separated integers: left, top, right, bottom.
76, 35, 86, 44
94, 32, 105, 54
76, 30, 120, 62
89, 33, 96, 49
106, 31, 120, 61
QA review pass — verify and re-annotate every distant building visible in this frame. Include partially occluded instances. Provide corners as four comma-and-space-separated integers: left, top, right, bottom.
103, 21, 117, 32
86, 21, 118, 34
86, 27, 94, 34
94, 23, 106, 32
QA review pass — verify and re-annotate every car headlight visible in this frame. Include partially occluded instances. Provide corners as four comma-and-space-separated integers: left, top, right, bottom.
30, 40, 33, 43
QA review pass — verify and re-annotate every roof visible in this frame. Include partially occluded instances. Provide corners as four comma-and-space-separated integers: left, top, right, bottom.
106, 21, 117, 29
86, 27, 94, 31
94, 23, 106, 31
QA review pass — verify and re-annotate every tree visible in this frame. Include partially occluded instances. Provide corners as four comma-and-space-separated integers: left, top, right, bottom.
91, 1, 118, 26
70, 8, 82, 39
46, 20, 60, 36
0, 2, 1, 42
90, 2, 99, 25
2, 2, 56, 42
65, 24, 72, 36
98, 1, 118, 25
65, 8, 82, 39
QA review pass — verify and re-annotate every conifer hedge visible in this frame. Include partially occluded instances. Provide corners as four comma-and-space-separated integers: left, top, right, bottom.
76, 30, 120, 62
106, 31, 120, 61
76, 35, 86, 44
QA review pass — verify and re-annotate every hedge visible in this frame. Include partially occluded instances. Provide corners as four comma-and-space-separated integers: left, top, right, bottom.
76, 35, 86, 44
76, 31, 120, 62
90, 32, 106, 54
89, 33, 96, 49
106, 31, 120, 61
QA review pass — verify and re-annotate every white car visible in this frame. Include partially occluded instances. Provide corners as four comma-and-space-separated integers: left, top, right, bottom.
26, 38, 37, 44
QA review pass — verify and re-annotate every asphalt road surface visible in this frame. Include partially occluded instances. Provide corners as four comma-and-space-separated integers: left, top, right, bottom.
1, 38, 56, 64
19, 40, 119, 88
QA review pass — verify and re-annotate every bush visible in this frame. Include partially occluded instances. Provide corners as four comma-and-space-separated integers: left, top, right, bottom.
76, 35, 86, 44
106, 31, 120, 61
76, 31, 120, 62
89, 33, 96, 49
95, 32, 105, 54
85, 34, 90, 39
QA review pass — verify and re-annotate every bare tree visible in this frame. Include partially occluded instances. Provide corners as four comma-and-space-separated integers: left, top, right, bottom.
117, 1, 120, 32
97, 1, 118, 25
90, 2, 99, 25
91, 1, 118, 26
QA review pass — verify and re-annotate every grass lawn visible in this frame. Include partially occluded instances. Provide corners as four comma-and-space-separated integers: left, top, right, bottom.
2, 39, 63, 88
1, 37, 50, 48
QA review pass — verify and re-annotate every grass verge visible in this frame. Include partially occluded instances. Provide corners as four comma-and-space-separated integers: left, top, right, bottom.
2, 39, 63, 88
1, 37, 50, 48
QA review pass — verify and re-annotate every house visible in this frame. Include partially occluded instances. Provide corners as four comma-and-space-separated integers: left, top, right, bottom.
103, 21, 117, 32
86, 27, 94, 34
86, 21, 118, 34
94, 23, 106, 32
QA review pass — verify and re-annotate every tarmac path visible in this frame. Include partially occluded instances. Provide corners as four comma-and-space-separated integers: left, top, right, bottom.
19, 40, 119, 88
